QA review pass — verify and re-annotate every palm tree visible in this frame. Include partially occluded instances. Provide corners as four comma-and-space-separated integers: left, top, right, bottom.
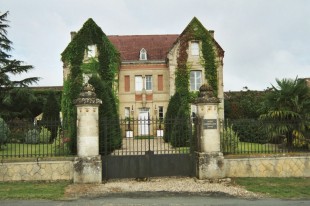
259, 77, 310, 149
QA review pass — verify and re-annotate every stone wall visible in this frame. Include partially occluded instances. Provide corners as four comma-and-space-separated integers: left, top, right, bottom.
0, 158, 74, 182
225, 155, 310, 177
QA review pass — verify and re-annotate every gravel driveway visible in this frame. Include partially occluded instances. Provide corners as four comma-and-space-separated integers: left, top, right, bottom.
65, 177, 264, 199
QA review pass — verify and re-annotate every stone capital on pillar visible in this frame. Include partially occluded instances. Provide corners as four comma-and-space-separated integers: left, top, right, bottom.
73, 83, 102, 183
195, 84, 221, 153
195, 84, 225, 180
74, 83, 102, 157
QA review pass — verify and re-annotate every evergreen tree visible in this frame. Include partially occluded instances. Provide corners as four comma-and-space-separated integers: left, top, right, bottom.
163, 93, 181, 142
0, 11, 39, 119
89, 76, 121, 154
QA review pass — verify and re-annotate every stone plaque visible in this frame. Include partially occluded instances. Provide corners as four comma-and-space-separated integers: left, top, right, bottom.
203, 119, 217, 129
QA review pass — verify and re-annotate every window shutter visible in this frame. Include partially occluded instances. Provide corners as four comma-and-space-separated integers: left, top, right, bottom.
158, 75, 163, 91
125, 75, 130, 92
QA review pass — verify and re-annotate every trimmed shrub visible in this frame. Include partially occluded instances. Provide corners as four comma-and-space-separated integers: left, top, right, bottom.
170, 104, 191, 147
164, 93, 181, 142
89, 76, 121, 154
221, 124, 239, 153
39, 127, 51, 143
25, 129, 40, 144
231, 119, 268, 144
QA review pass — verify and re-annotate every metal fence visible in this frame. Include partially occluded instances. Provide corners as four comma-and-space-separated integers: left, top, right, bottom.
100, 117, 196, 156
0, 118, 74, 158
4, 116, 308, 158
221, 119, 310, 155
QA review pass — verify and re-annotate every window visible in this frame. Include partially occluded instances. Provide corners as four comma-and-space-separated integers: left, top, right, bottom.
158, 75, 163, 91
135, 76, 143, 91
124, 75, 130, 92
191, 41, 199, 56
87, 45, 96, 58
125, 107, 130, 118
158, 106, 164, 120
135, 75, 152, 91
145, 75, 152, 91
140, 48, 147, 60
190, 71, 202, 91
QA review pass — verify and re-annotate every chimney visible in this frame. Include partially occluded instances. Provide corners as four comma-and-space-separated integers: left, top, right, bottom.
209, 30, 214, 38
70, 31, 77, 41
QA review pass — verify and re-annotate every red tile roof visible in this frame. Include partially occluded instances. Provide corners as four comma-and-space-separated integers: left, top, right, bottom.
108, 35, 178, 61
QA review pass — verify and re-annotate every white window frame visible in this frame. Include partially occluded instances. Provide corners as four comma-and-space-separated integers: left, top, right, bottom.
190, 70, 202, 91
145, 75, 152, 91
140, 48, 147, 60
87, 45, 96, 58
191, 41, 199, 56
135, 76, 143, 91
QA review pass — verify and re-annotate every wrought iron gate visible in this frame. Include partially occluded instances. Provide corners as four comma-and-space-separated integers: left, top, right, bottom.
100, 117, 196, 179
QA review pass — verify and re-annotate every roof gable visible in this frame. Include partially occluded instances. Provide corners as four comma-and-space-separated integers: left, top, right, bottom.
173, 17, 224, 57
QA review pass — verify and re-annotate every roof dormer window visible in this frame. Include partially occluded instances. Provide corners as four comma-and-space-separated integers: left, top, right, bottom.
87, 45, 96, 58
139, 48, 147, 60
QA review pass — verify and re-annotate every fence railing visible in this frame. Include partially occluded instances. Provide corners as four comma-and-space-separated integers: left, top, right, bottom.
0, 118, 74, 158
100, 117, 196, 156
4, 116, 307, 158
221, 119, 310, 155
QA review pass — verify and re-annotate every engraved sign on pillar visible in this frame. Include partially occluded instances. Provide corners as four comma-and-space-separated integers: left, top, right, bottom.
203, 119, 217, 129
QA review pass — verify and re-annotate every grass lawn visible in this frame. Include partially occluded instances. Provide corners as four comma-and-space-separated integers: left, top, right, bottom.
234, 177, 310, 199
237, 142, 278, 153
0, 181, 70, 200
134, 135, 154, 139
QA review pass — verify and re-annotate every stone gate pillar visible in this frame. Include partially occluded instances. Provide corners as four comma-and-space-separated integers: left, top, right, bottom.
195, 84, 225, 179
73, 83, 102, 183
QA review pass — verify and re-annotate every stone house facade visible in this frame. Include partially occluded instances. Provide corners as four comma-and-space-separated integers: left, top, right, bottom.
63, 18, 224, 121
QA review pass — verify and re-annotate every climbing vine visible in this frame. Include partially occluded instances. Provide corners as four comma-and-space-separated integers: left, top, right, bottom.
61, 18, 120, 153
164, 17, 219, 146
176, 17, 218, 98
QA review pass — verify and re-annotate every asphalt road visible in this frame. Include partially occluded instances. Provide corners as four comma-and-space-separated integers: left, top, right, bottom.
2, 193, 310, 206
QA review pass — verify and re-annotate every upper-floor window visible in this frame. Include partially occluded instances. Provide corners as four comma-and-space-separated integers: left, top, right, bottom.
145, 75, 152, 91
87, 45, 96, 58
135, 76, 143, 91
135, 75, 153, 91
191, 41, 199, 56
140, 48, 147, 60
190, 70, 202, 91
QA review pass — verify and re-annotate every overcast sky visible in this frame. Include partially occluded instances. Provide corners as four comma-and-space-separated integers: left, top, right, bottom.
1, 0, 310, 91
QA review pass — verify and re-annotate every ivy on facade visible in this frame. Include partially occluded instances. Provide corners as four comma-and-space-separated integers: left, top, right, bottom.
164, 17, 218, 146
61, 18, 121, 153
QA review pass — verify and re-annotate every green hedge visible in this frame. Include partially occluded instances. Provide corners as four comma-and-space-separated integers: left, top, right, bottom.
231, 119, 269, 144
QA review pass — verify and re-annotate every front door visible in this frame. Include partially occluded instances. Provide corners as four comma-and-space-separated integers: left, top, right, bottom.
138, 109, 149, 135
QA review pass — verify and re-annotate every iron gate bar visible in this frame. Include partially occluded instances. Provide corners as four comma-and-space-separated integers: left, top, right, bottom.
101, 116, 195, 179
